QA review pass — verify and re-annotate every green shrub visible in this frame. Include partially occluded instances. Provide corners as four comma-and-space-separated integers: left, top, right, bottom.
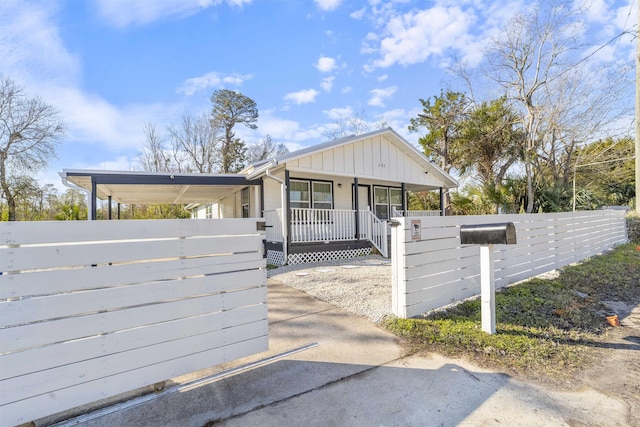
383, 244, 640, 381
627, 214, 640, 243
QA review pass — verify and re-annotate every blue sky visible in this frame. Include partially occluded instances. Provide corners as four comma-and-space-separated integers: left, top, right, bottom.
1, 0, 636, 191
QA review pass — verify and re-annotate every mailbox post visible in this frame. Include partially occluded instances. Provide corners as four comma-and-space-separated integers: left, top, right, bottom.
460, 223, 517, 334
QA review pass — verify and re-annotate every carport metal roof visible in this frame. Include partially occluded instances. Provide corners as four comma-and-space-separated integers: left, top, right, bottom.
60, 169, 259, 205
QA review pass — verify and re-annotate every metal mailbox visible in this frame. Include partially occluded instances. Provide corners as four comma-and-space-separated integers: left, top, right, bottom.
460, 222, 517, 245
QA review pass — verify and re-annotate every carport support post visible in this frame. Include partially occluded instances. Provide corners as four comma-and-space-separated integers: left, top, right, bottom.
480, 244, 496, 334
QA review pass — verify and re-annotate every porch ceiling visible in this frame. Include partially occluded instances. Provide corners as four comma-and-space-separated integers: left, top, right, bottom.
404, 182, 443, 193
60, 170, 258, 204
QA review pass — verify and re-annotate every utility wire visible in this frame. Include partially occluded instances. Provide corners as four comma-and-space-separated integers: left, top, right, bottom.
549, 28, 633, 85
575, 155, 636, 168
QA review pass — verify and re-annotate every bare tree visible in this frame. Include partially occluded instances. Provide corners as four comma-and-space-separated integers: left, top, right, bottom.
137, 122, 175, 172
245, 134, 289, 164
534, 63, 630, 193
322, 110, 388, 140
0, 76, 64, 220
168, 112, 219, 173
485, 1, 633, 212
486, 3, 573, 211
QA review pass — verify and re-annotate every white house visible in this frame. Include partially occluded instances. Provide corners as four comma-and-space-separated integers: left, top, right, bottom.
60, 128, 457, 265
186, 128, 457, 264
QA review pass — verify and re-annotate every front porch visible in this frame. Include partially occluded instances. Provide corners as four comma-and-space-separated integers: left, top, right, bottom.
262, 207, 442, 265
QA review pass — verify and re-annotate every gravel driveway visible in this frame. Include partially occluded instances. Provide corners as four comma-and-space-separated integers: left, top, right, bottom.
267, 255, 392, 323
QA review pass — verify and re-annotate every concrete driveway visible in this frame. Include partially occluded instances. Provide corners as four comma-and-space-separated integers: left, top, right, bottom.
68, 280, 630, 427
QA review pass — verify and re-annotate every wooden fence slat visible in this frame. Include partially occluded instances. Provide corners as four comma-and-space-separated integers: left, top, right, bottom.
0, 286, 267, 354
1, 269, 265, 327
0, 234, 263, 271
2, 320, 267, 405
0, 253, 263, 299
405, 255, 479, 282
0, 218, 262, 245
2, 337, 268, 427
0, 304, 267, 381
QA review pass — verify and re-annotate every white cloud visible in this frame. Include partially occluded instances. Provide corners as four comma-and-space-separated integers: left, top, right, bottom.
350, 8, 365, 20
360, 2, 529, 71
256, 109, 301, 139
79, 156, 136, 172
320, 76, 335, 92
178, 72, 254, 95
377, 74, 388, 82
613, 1, 637, 31
0, 0, 185, 156
93, 0, 252, 28
0, 1, 80, 86
315, 56, 337, 72
372, 6, 476, 69
580, 0, 612, 24
314, 0, 341, 12
341, 86, 352, 94
50, 86, 182, 150
284, 89, 319, 104
323, 106, 353, 120
368, 86, 397, 107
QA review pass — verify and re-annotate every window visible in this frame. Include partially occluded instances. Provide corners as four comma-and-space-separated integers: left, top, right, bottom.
374, 187, 389, 220
205, 204, 213, 219
390, 188, 403, 217
373, 186, 403, 220
241, 187, 250, 218
290, 180, 310, 209
290, 179, 333, 209
312, 182, 332, 210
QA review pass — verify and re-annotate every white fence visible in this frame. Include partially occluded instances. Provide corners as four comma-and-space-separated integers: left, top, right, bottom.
264, 209, 284, 242
0, 219, 268, 426
391, 210, 628, 318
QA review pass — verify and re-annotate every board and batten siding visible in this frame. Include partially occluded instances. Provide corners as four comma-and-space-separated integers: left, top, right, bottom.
391, 210, 628, 318
0, 219, 268, 426
262, 174, 284, 212
285, 133, 441, 187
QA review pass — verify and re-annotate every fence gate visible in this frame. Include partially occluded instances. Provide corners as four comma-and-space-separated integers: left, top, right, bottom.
0, 218, 268, 426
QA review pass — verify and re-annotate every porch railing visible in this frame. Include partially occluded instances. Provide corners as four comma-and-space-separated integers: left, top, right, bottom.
263, 208, 388, 257
290, 208, 355, 242
358, 209, 388, 258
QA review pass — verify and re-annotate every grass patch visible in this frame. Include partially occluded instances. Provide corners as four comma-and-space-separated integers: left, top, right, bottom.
383, 243, 640, 382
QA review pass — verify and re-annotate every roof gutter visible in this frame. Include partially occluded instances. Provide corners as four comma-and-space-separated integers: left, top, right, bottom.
59, 171, 94, 221
245, 159, 276, 181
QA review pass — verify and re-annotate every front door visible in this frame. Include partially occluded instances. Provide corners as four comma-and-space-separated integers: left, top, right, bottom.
357, 185, 370, 212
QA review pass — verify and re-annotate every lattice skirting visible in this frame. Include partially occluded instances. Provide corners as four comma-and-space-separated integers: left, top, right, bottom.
287, 247, 372, 265
267, 250, 286, 266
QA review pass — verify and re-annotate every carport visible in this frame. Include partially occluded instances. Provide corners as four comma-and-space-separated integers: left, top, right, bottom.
59, 169, 262, 220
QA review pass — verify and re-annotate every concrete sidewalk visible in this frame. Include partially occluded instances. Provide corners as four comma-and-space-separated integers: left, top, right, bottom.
70, 280, 630, 427
71, 280, 402, 426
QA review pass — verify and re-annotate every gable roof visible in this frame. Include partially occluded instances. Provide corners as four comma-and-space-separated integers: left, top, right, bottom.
245, 127, 457, 188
